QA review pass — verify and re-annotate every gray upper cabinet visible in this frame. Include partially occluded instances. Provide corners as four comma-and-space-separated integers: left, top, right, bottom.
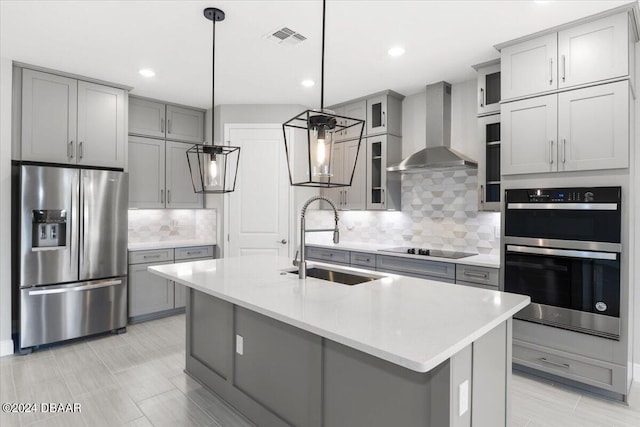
557, 13, 629, 89
335, 101, 366, 142
129, 97, 166, 138
128, 136, 165, 208
366, 94, 402, 137
165, 141, 203, 208
21, 69, 126, 168
366, 134, 401, 210
499, 12, 632, 101
129, 96, 205, 143
21, 69, 78, 164
76, 81, 126, 168
342, 138, 366, 210
474, 60, 501, 116
128, 137, 202, 209
166, 105, 205, 143
477, 114, 501, 211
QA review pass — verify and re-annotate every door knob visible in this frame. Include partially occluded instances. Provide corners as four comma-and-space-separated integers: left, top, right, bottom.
278, 239, 288, 244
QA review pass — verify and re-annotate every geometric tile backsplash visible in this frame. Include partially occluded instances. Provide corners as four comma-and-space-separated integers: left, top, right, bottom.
306, 169, 501, 255
128, 209, 217, 245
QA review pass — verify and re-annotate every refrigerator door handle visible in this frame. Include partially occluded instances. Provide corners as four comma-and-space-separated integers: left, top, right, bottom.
28, 279, 123, 296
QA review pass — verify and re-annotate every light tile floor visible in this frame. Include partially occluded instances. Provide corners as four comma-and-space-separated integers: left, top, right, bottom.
0, 314, 638, 427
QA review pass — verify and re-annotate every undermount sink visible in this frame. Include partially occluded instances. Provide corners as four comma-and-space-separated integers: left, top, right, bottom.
289, 267, 379, 286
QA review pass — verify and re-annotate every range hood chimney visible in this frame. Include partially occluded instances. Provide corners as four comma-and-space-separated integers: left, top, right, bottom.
387, 81, 477, 172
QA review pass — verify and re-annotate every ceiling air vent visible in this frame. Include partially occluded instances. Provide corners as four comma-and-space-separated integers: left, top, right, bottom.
264, 26, 307, 46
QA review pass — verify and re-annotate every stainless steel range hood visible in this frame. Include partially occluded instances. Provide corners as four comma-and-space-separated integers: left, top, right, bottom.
387, 81, 477, 172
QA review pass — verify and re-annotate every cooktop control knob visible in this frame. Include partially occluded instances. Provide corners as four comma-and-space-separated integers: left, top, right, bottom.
407, 248, 416, 254
584, 191, 594, 202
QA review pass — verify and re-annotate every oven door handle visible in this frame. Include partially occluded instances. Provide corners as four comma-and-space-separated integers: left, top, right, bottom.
506, 245, 617, 261
506, 203, 618, 211
27, 280, 122, 296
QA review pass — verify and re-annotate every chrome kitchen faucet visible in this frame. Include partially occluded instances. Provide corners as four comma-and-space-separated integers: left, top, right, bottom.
294, 196, 340, 279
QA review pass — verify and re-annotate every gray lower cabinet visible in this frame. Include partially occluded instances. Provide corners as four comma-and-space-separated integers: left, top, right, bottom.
305, 245, 499, 287
129, 261, 175, 317
186, 289, 510, 427
376, 254, 456, 283
128, 245, 215, 322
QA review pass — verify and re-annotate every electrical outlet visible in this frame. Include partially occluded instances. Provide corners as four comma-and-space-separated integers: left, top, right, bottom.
236, 334, 244, 355
458, 380, 469, 416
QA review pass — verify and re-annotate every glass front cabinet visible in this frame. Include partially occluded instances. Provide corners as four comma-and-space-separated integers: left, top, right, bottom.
478, 114, 501, 211
473, 59, 501, 116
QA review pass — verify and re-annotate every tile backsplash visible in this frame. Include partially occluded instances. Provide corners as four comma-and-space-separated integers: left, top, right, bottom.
306, 169, 500, 255
128, 209, 217, 244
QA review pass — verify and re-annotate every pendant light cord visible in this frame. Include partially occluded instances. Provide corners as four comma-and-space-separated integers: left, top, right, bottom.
211, 16, 216, 147
320, 0, 326, 110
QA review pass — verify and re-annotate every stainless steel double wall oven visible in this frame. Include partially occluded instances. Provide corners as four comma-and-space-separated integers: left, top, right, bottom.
503, 187, 622, 340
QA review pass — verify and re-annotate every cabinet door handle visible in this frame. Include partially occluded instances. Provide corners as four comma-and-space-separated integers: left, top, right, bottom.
382, 188, 385, 205
344, 190, 348, 206
479, 88, 485, 107
167, 190, 171, 204
68, 141, 74, 159
463, 270, 489, 279
355, 257, 370, 262
561, 54, 566, 82
143, 254, 161, 259
161, 119, 165, 133
561, 139, 566, 164
160, 189, 165, 203
549, 140, 554, 165
186, 251, 203, 255
167, 119, 172, 134
480, 184, 484, 204
549, 58, 553, 85
79, 141, 83, 159
382, 111, 386, 127
540, 357, 570, 369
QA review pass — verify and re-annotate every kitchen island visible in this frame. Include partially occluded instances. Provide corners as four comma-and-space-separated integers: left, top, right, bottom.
149, 254, 529, 427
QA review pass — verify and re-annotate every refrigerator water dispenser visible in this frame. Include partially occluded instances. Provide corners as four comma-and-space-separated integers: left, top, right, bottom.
31, 209, 67, 248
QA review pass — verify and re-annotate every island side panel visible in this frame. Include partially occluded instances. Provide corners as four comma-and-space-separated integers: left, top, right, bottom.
234, 306, 323, 427
471, 320, 509, 427
322, 339, 436, 427
188, 289, 233, 380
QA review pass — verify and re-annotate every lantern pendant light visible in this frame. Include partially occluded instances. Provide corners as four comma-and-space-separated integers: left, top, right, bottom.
187, 7, 240, 194
282, 0, 365, 187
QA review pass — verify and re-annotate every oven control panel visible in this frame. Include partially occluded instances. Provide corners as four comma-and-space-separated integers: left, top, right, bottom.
506, 187, 621, 204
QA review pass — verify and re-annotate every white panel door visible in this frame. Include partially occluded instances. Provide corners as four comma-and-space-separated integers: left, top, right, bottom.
501, 94, 558, 175
165, 141, 203, 208
558, 13, 629, 89
77, 81, 126, 168
501, 33, 557, 100
558, 81, 629, 172
227, 125, 291, 257
21, 69, 77, 164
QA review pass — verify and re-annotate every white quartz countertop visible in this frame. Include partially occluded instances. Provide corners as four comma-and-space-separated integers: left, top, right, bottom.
305, 241, 501, 268
128, 240, 217, 251
149, 254, 528, 373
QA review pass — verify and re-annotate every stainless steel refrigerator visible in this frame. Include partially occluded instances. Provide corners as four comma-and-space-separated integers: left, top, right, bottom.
14, 164, 128, 353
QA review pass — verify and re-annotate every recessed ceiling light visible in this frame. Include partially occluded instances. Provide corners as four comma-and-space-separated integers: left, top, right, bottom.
387, 46, 405, 57
139, 69, 155, 78
301, 79, 315, 87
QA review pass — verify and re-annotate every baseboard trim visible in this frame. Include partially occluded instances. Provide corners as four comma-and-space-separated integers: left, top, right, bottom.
0, 339, 14, 357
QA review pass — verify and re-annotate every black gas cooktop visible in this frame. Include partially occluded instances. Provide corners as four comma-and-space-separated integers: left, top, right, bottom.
379, 247, 477, 259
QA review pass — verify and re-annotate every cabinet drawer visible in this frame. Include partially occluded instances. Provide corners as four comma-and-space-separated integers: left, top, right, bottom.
305, 246, 350, 265
455, 264, 499, 286
350, 252, 376, 269
456, 280, 498, 290
376, 255, 455, 281
175, 245, 215, 261
129, 248, 174, 264
513, 339, 626, 392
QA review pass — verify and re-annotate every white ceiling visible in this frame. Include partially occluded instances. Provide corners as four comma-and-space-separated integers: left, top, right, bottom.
0, 0, 632, 109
